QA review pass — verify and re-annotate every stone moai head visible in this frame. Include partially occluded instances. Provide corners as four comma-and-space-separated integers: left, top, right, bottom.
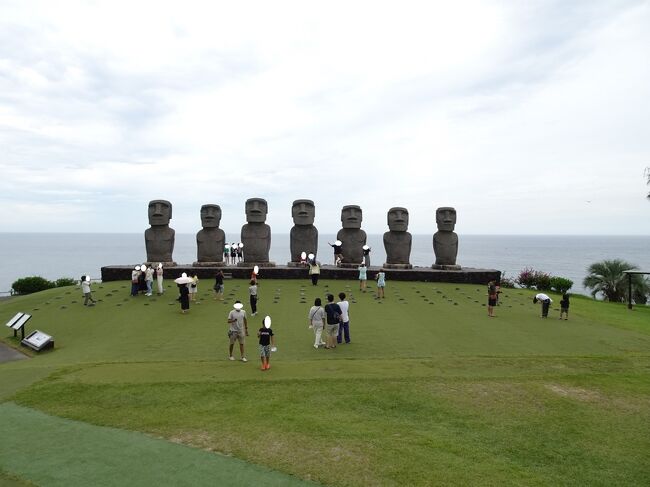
245, 198, 268, 223
387, 207, 409, 232
200, 204, 222, 228
148, 199, 172, 226
436, 207, 457, 232
341, 205, 362, 229
292, 199, 315, 226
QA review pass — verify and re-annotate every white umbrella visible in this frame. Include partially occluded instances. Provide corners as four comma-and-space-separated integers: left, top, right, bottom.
174, 276, 193, 284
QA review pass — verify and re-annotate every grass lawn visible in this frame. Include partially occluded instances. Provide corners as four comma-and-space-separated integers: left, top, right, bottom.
1, 279, 650, 486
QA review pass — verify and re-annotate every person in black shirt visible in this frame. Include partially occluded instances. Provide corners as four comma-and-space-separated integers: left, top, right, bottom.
213, 270, 225, 301
324, 294, 342, 349
559, 293, 570, 320
258, 320, 275, 370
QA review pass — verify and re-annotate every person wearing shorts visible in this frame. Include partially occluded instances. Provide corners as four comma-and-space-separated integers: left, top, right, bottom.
376, 269, 386, 298
189, 275, 198, 301
559, 293, 570, 320
487, 280, 497, 317
324, 294, 342, 349
258, 321, 275, 370
213, 270, 225, 301
227, 301, 248, 361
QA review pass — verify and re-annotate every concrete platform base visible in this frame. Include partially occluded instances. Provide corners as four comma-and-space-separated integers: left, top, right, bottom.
102, 265, 500, 284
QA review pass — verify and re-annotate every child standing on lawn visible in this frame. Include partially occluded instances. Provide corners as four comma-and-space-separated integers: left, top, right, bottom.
258, 318, 275, 371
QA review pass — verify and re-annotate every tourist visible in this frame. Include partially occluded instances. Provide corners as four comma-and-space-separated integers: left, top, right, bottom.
156, 263, 164, 295
337, 292, 351, 344
533, 293, 552, 318
376, 269, 386, 299
189, 274, 199, 302
257, 318, 275, 370
138, 265, 147, 294
328, 240, 343, 266
324, 294, 342, 349
487, 280, 497, 317
213, 270, 225, 301
81, 276, 97, 306
227, 301, 248, 361
559, 293, 570, 320
362, 245, 371, 267
249, 279, 258, 316
178, 282, 190, 314
308, 297, 326, 349
230, 243, 237, 264
130, 266, 140, 297
308, 259, 321, 286
144, 265, 154, 296
358, 263, 367, 292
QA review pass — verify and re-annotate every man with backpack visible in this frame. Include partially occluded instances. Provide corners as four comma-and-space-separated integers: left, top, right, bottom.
324, 294, 342, 349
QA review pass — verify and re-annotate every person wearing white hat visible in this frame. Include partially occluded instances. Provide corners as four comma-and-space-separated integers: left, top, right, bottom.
131, 266, 141, 297
156, 263, 164, 295
227, 301, 249, 361
81, 275, 97, 306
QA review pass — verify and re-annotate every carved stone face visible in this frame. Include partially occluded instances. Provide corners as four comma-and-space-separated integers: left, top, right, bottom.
292, 199, 315, 225
341, 205, 362, 229
148, 200, 172, 226
200, 204, 222, 228
436, 207, 457, 232
387, 207, 409, 232
245, 198, 268, 223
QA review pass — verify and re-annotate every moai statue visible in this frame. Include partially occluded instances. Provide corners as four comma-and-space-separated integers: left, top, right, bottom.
433, 206, 460, 269
383, 207, 412, 268
289, 199, 318, 266
145, 199, 175, 264
336, 205, 367, 266
241, 198, 273, 265
195, 204, 226, 265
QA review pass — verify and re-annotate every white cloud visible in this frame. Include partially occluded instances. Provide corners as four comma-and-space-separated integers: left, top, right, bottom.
0, 0, 648, 235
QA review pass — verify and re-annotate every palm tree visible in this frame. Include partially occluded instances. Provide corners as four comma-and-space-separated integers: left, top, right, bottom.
583, 259, 648, 302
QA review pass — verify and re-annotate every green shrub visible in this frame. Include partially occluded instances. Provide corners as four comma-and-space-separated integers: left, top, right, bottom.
12, 276, 56, 295
55, 277, 77, 287
534, 271, 552, 291
550, 276, 573, 294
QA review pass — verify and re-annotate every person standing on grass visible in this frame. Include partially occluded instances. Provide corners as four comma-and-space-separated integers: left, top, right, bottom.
213, 270, 225, 301
81, 276, 97, 306
178, 283, 190, 314
533, 293, 552, 318
189, 274, 199, 302
358, 263, 367, 292
308, 297, 326, 348
337, 292, 351, 344
227, 301, 248, 361
376, 269, 386, 299
249, 279, 258, 316
559, 293, 570, 320
131, 266, 140, 297
324, 294, 342, 349
258, 319, 275, 371
156, 263, 164, 295
145, 266, 154, 296
308, 260, 321, 285
487, 280, 497, 317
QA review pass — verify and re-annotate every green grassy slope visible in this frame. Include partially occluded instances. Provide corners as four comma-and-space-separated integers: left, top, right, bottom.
1, 280, 649, 486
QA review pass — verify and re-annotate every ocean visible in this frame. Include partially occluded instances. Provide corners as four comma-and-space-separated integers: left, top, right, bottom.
0, 233, 648, 296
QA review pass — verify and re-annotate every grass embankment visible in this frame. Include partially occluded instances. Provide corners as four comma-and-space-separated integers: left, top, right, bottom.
1, 279, 650, 486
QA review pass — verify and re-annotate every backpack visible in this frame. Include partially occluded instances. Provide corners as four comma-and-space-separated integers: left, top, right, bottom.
326, 304, 341, 323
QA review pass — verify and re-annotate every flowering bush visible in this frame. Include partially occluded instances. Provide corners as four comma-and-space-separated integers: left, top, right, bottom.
516, 267, 537, 288
516, 268, 566, 292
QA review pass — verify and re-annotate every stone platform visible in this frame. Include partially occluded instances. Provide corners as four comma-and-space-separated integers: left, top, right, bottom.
101, 265, 500, 284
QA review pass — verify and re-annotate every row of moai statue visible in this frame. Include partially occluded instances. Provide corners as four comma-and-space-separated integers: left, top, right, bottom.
144, 199, 459, 269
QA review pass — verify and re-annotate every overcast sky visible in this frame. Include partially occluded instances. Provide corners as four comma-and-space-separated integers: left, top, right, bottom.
1, 0, 649, 235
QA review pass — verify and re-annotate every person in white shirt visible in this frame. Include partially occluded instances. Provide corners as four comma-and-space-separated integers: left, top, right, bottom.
533, 293, 553, 318
81, 276, 97, 306
337, 292, 351, 344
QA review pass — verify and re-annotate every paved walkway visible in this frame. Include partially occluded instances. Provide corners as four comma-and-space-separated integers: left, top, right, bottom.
0, 342, 28, 363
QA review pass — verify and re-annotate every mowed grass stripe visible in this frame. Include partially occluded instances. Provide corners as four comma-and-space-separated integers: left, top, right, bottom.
0, 402, 315, 487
